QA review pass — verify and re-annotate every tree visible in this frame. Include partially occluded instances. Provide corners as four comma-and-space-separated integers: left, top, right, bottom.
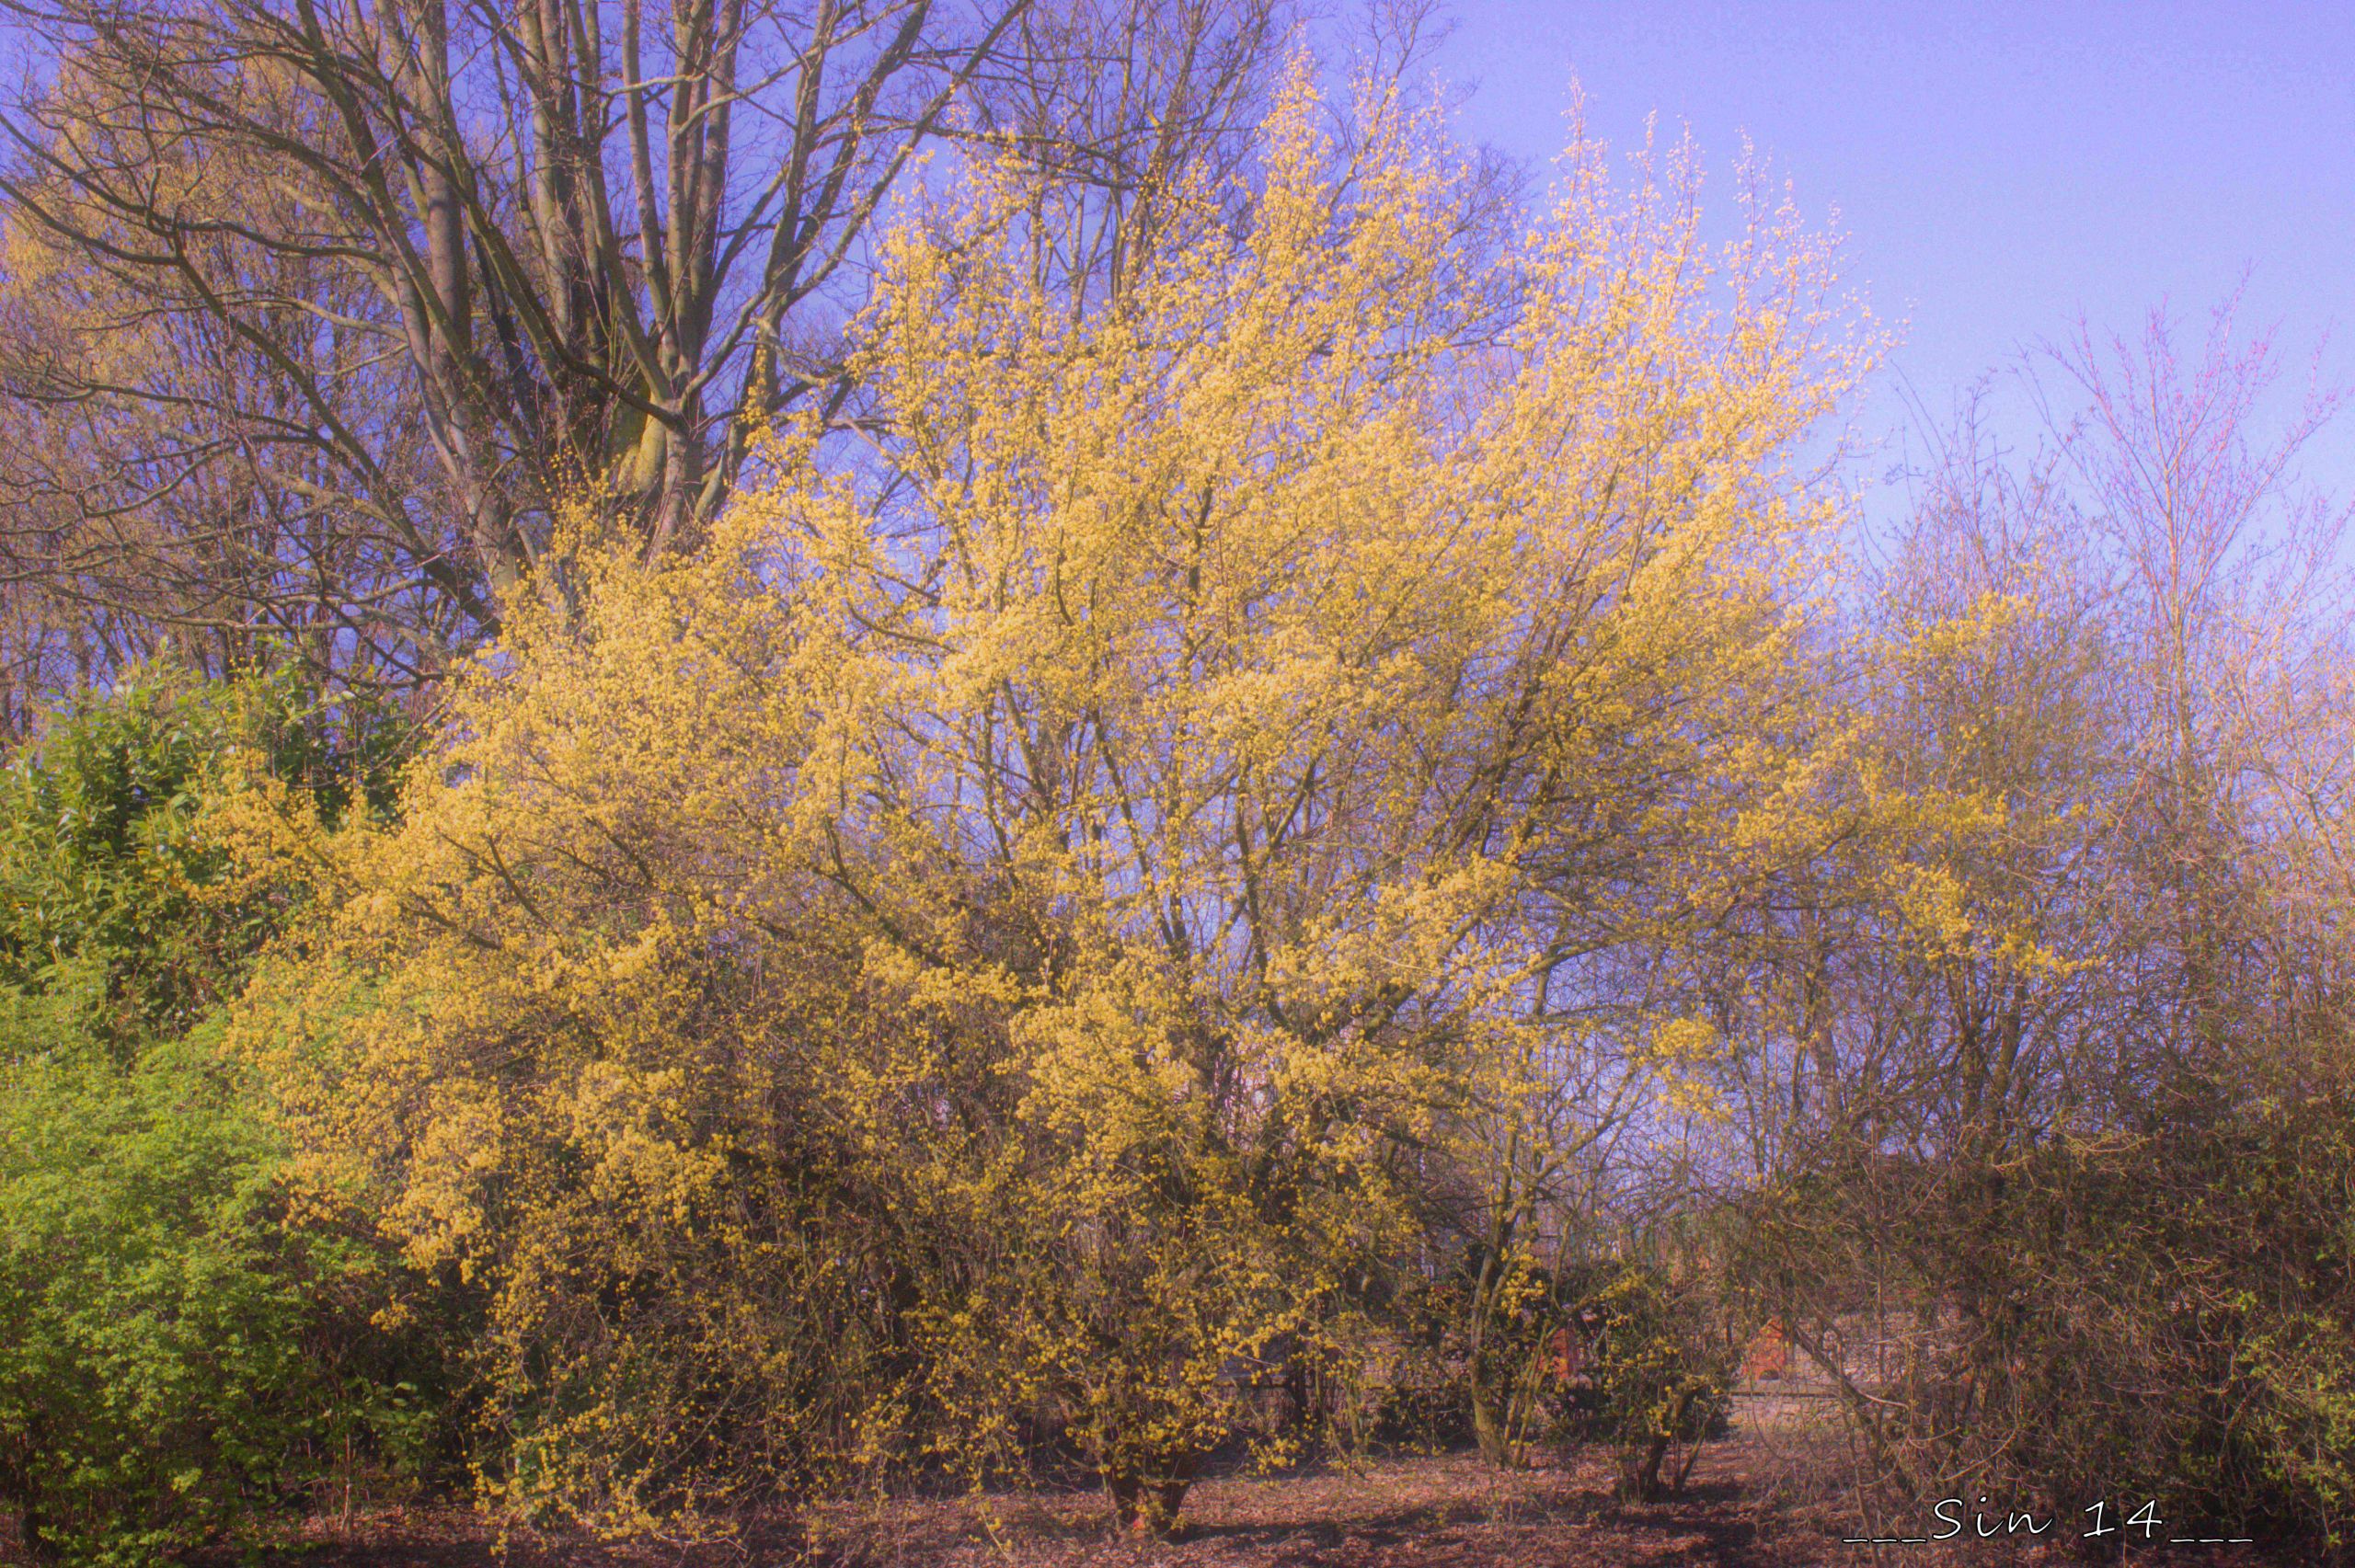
237, 64, 1869, 1535
1708, 308, 2355, 1549
0, 0, 1327, 708
2, 0, 1038, 581
2039, 298, 2351, 1057
0, 144, 470, 703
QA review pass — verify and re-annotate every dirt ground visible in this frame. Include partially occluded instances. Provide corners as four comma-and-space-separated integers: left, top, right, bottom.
224, 1395, 2299, 1568
792, 1414, 2292, 1568
805, 1443, 1845, 1568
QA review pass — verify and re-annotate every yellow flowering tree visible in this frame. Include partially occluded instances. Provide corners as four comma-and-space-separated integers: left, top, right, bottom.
238, 69, 1869, 1536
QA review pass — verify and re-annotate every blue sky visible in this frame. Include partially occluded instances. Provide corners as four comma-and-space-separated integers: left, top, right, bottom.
1428, 1, 2355, 521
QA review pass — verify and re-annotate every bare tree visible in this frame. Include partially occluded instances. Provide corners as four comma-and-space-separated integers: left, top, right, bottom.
2038, 296, 2351, 1047
0, 130, 465, 702
0, 0, 1030, 632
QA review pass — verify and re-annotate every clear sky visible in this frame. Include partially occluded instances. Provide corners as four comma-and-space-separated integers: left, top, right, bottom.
1428, 1, 2355, 522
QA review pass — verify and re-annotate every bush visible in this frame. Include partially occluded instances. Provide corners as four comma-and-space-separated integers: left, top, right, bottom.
0, 662, 407, 1048
0, 667, 426, 1563
1988, 1068, 2355, 1557
1558, 1261, 1733, 1501
1740, 1049, 2355, 1560
0, 999, 384, 1563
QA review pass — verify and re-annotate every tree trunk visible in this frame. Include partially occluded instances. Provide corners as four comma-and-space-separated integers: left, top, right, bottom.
1107, 1449, 1198, 1539
1619, 1434, 1671, 1501
1470, 1371, 1517, 1467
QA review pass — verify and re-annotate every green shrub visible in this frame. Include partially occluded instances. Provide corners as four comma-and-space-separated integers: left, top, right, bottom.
0, 667, 427, 1563
0, 997, 362, 1562
0, 662, 408, 1049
